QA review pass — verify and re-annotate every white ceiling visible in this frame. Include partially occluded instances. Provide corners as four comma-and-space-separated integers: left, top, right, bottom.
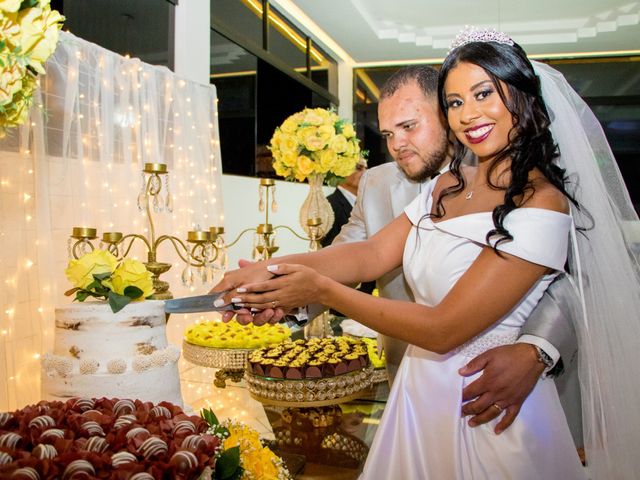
282, 0, 640, 64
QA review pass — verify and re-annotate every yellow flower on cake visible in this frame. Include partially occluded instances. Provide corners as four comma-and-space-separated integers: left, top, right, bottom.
65, 249, 118, 290
269, 107, 363, 186
65, 250, 154, 313
104, 258, 154, 300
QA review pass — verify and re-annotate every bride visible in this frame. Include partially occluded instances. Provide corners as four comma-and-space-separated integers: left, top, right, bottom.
214, 27, 640, 479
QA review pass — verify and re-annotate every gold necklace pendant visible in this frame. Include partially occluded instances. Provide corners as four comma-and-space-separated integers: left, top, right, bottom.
465, 191, 473, 200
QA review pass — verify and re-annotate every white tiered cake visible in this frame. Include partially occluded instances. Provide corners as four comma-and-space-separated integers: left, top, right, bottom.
41, 300, 183, 406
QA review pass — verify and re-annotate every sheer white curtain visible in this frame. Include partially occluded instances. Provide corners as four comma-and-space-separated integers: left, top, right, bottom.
0, 32, 224, 410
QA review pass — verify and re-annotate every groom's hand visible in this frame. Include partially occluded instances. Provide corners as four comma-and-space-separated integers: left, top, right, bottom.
459, 343, 545, 434
222, 259, 285, 325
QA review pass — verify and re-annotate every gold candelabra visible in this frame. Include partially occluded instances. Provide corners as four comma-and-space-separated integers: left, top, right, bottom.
218, 178, 324, 263
68, 163, 220, 299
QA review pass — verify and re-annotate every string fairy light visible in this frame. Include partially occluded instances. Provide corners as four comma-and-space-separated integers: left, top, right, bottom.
0, 33, 224, 411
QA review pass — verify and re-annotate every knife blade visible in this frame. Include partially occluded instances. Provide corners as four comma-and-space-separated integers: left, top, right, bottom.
164, 292, 236, 314
164, 293, 309, 334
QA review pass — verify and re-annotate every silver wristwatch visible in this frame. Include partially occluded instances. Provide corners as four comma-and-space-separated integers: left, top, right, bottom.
533, 345, 554, 369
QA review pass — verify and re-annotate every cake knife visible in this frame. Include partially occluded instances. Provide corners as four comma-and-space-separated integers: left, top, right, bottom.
164, 293, 309, 332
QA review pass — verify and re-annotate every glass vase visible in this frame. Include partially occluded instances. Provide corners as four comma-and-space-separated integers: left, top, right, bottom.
298, 173, 334, 239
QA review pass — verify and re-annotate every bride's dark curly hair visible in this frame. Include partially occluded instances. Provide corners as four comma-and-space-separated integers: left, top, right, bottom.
436, 41, 580, 248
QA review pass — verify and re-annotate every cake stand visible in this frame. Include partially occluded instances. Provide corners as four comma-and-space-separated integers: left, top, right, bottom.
245, 365, 374, 408
182, 340, 251, 388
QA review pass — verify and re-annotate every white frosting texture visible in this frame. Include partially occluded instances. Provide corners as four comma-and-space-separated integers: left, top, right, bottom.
41, 300, 183, 406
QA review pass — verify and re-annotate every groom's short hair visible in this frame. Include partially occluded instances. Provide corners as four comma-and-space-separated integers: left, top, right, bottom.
379, 65, 439, 101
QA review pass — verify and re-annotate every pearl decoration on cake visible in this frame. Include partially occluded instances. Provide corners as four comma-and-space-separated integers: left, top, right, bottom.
132, 355, 152, 372
106, 358, 127, 374
111, 451, 137, 467
79, 358, 99, 374
28, 415, 55, 429
32, 443, 57, 460
150, 350, 168, 367
53, 357, 73, 376
62, 459, 95, 480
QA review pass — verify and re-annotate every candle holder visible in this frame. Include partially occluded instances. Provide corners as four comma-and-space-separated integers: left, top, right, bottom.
214, 178, 324, 265
68, 163, 219, 299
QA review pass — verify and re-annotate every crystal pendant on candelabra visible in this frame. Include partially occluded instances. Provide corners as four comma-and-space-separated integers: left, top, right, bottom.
271, 185, 278, 212
299, 173, 334, 240
137, 172, 147, 211
164, 175, 173, 213
181, 255, 194, 288
152, 192, 162, 213
258, 183, 265, 212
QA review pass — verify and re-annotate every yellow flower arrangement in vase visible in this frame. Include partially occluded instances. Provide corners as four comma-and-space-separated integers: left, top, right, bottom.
269, 107, 363, 238
0, 0, 64, 136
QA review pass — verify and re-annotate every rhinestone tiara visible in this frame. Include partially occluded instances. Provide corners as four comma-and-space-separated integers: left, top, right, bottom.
449, 25, 514, 53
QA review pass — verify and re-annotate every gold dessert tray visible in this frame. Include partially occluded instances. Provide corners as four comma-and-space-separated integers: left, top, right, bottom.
182, 340, 252, 388
245, 365, 374, 407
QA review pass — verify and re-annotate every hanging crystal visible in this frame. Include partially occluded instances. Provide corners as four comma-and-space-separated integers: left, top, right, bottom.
79, 239, 92, 256
136, 171, 147, 211
258, 184, 265, 212
67, 237, 73, 259
164, 174, 173, 213
181, 263, 194, 288
271, 185, 278, 212
152, 193, 162, 213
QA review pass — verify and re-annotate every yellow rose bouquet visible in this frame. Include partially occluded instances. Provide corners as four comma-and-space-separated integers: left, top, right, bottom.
0, 0, 64, 136
202, 408, 292, 480
270, 107, 362, 185
64, 249, 154, 313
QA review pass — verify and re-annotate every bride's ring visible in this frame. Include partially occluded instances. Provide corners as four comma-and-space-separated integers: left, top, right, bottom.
271, 300, 278, 308
491, 403, 503, 413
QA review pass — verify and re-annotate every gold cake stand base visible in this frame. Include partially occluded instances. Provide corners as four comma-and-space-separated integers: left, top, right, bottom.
182, 340, 252, 389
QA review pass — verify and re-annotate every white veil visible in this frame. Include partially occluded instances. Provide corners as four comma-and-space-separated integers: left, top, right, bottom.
533, 61, 640, 478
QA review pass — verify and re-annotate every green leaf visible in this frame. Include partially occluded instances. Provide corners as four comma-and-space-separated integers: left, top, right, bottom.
108, 291, 131, 313
214, 447, 243, 480
201, 407, 219, 427
75, 291, 90, 302
84, 279, 103, 292
93, 272, 111, 281
123, 285, 143, 300
19, 0, 39, 10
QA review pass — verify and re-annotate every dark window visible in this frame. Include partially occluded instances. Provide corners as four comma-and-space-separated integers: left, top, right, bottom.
55, 0, 173, 67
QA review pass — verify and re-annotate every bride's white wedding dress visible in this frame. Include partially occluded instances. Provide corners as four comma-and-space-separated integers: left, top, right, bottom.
360, 182, 586, 479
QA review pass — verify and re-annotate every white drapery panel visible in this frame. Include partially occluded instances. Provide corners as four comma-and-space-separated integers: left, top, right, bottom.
0, 32, 224, 410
